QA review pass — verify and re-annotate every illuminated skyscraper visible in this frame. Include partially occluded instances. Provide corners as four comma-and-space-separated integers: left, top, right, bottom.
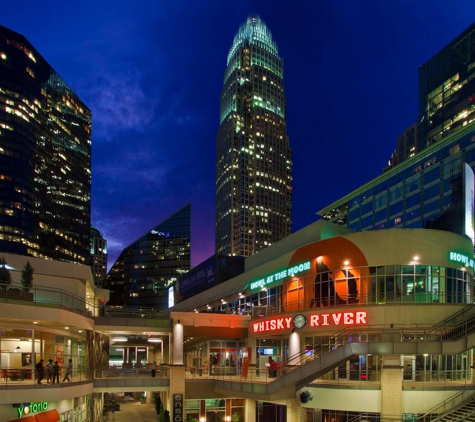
0, 26, 91, 264
215, 16, 292, 257
90, 226, 107, 287
104, 204, 191, 308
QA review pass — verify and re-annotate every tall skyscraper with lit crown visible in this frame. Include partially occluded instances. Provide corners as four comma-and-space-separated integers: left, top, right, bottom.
215, 16, 292, 257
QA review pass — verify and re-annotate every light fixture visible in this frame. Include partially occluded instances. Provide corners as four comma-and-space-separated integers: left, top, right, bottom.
148, 338, 162, 343
177, 320, 181, 325
112, 336, 128, 342
413, 255, 420, 261
15, 346, 20, 352
33, 322, 38, 325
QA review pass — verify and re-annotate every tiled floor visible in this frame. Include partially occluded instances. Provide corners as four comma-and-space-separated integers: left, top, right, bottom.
103, 400, 158, 422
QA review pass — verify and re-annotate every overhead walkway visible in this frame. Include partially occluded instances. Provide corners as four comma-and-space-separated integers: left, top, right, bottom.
214, 305, 475, 401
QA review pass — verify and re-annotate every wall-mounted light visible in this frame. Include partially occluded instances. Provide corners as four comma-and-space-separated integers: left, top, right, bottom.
112, 336, 128, 342
15, 346, 21, 352
148, 338, 162, 343
226, 416, 231, 422
200, 418, 205, 422
177, 320, 181, 325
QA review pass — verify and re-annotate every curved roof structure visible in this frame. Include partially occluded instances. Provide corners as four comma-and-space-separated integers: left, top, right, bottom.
227, 15, 279, 64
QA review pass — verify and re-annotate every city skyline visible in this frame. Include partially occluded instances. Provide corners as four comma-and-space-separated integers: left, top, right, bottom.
2, 1, 475, 269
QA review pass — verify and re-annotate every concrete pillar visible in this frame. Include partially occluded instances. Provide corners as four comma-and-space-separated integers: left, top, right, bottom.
289, 331, 300, 365
246, 337, 257, 375
169, 365, 186, 420
286, 397, 305, 422
245, 398, 256, 422
381, 354, 403, 421
173, 321, 184, 364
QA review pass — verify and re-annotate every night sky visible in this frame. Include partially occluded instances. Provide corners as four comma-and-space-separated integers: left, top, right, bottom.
3, 1, 475, 270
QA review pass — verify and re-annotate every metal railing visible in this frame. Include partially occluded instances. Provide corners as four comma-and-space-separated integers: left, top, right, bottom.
0, 281, 94, 317
0, 365, 171, 388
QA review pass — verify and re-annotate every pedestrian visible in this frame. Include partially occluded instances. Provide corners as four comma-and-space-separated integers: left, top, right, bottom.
52, 361, 60, 384
35, 359, 45, 384
62, 359, 72, 382
151, 361, 157, 377
45, 359, 53, 384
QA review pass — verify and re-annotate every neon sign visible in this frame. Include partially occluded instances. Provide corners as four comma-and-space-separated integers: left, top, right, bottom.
251, 311, 367, 333
249, 261, 311, 291
17, 402, 48, 418
448, 251, 474, 269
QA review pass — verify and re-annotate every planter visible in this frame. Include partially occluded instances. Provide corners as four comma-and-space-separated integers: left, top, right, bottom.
0, 289, 34, 301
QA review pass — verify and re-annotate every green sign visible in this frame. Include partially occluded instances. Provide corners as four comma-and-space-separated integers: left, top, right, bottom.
17, 402, 48, 418
448, 251, 474, 269
249, 261, 311, 291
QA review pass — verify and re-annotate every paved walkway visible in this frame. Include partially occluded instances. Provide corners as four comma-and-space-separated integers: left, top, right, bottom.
103, 400, 158, 422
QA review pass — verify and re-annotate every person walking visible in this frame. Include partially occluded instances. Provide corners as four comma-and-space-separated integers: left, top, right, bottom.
52, 361, 60, 384
62, 359, 73, 382
35, 359, 45, 384
151, 362, 157, 377
45, 359, 53, 384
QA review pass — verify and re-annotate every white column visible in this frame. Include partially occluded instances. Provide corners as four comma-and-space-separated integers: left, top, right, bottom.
289, 331, 300, 365
172, 321, 184, 364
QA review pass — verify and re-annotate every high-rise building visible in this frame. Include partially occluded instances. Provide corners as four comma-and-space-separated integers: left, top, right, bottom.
0, 26, 91, 264
104, 204, 191, 308
215, 16, 292, 257
90, 226, 107, 287
418, 22, 475, 151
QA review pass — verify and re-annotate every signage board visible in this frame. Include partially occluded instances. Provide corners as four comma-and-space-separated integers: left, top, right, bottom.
251, 311, 367, 333
173, 393, 183, 422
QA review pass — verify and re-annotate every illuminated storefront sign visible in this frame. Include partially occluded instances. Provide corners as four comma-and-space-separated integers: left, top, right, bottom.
251, 311, 367, 333
249, 261, 311, 291
448, 251, 475, 269
17, 402, 48, 418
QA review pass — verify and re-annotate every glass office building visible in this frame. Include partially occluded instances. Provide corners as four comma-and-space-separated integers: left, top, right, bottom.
418, 22, 475, 151
320, 123, 475, 233
215, 16, 292, 257
104, 204, 191, 308
0, 26, 91, 264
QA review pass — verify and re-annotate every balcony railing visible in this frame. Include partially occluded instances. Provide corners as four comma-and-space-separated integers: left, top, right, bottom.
0, 281, 94, 317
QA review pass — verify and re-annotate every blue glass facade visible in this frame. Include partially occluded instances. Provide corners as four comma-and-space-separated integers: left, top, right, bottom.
320, 124, 475, 232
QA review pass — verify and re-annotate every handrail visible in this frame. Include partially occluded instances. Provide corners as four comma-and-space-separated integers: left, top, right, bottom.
418, 384, 475, 421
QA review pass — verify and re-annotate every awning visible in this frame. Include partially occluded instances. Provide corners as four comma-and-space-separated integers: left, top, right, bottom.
9, 417, 37, 422
33, 410, 60, 422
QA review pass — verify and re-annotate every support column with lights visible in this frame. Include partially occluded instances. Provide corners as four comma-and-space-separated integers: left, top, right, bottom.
170, 319, 186, 421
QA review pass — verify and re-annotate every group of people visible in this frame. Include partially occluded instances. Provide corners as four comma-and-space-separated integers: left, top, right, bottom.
35, 358, 73, 384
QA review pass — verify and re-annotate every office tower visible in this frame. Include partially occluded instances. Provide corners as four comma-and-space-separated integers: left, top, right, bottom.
104, 204, 191, 308
215, 16, 292, 257
90, 226, 107, 287
418, 22, 475, 151
0, 26, 91, 264
387, 123, 419, 169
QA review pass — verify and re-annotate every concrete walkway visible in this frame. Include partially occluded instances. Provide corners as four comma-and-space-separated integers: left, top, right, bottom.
103, 400, 158, 422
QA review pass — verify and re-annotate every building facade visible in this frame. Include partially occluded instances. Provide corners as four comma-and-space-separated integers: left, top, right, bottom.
104, 203, 191, 308
418, 22, 475, 151
0, 26, 92, 265
215, 16, 292, 257
319, 123, 475, 234
90, 226, 107, 287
